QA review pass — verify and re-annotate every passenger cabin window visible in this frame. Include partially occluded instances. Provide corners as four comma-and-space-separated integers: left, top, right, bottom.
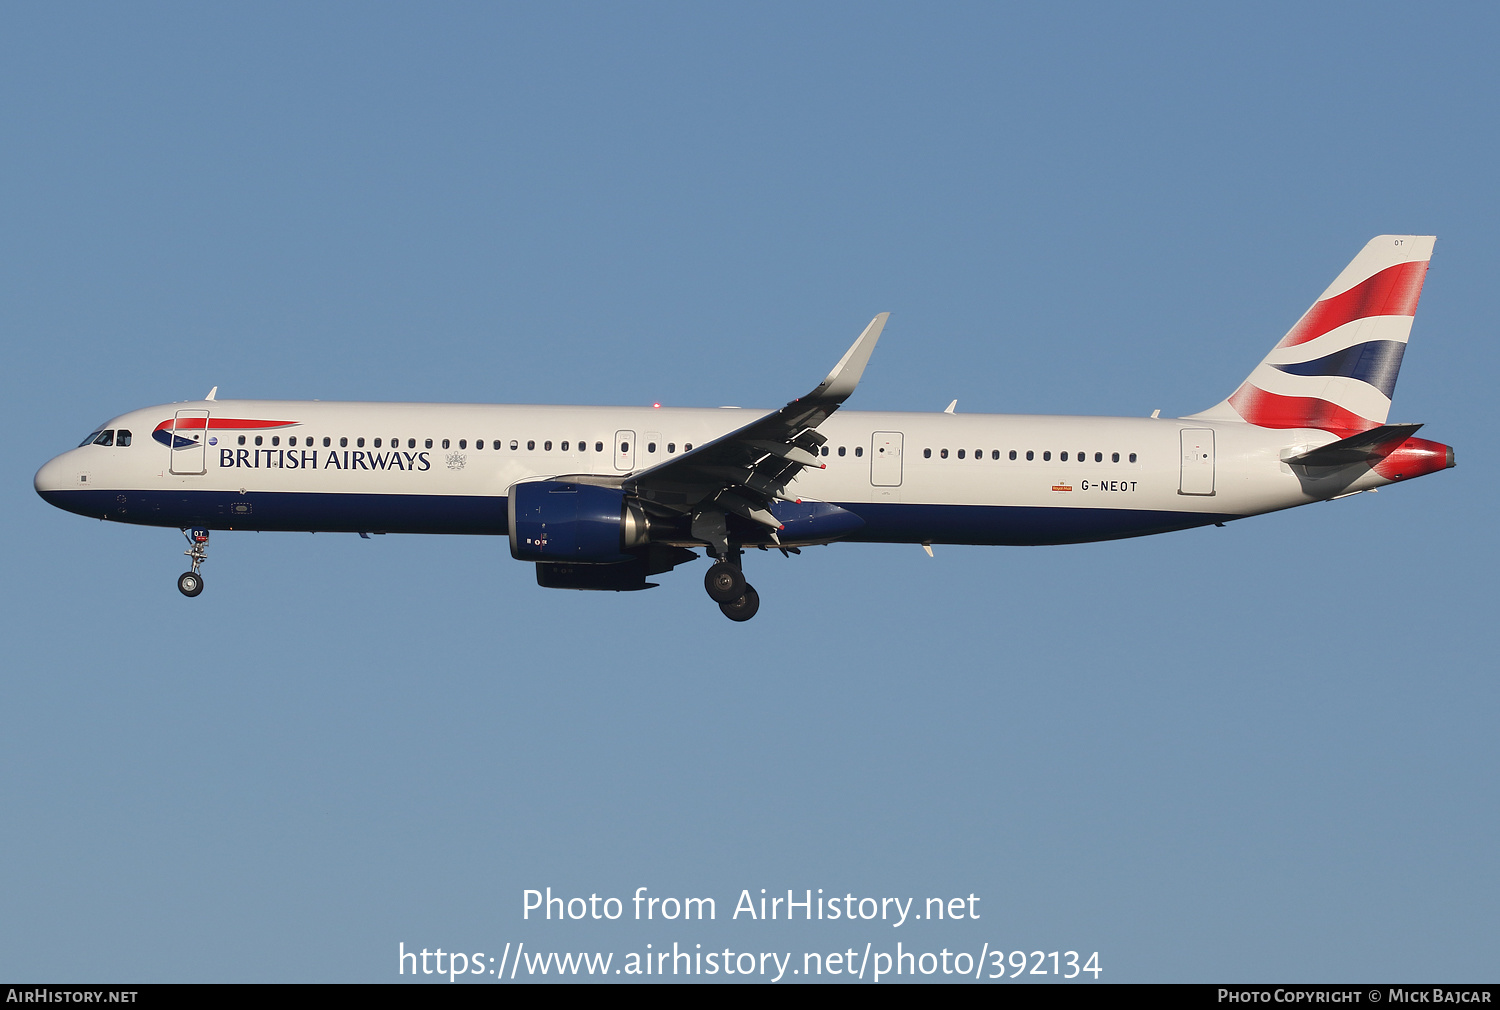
340, 437, 349, 447
544, 441, 552, 451
1009, 450, 1017, 460
255, 435, 264, 446
324, 437, 332, 447
684, 443, 692, 451
595, 441, 604, 452
509, 440, 518, 450
957, 449, 965, 459
562, 441, 570, 451
273, 436, 281, 446
238, 435, 247, 446
838, 446, 846, 456
821, 446, 829, 456
667, 443, 676, 453
923, 448, 932, 458
1026, 451, 1034, 460
527, 440, 535, 450
1112, 452, 1119, 462
940, 449, 948, 459
491, 440, 499, 450
441, 439, 450, 449
1043, 451, 1051, 461
855, 446, 863, 457
459, 439, 467, 449
357, 438, 365, 448
1129, 453, 1138, 462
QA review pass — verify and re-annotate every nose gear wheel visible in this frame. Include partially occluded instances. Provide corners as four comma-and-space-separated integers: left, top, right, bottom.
178, 527, 210, 597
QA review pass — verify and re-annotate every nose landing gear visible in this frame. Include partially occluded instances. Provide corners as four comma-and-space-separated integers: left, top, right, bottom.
704, 549, 759, 621
178, 527, 209, 597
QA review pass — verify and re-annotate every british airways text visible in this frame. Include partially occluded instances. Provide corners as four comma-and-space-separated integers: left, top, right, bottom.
218, 449, 432, 471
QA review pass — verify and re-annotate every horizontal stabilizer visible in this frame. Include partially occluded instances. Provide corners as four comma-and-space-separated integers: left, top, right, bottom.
1282, 423, 1423, 467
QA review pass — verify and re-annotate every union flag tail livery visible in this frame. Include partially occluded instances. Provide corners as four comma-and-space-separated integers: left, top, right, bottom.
34, 236, 1456, 620
1189, 235, 1434, 433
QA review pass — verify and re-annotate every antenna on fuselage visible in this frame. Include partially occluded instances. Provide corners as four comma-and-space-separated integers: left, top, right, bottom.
205, 386, 218, 401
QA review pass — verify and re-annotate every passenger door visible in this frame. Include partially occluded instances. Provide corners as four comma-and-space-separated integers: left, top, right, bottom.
1178, 428, 1215, 495
169, 409, 210, 475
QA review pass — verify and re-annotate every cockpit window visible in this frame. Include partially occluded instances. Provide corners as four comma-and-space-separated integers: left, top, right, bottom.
92, 430, 115, 446
116, 430, 131, 446
79, 429, 104, 447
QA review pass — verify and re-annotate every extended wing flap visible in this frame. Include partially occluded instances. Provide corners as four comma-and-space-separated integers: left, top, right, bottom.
623, 315, 888, 545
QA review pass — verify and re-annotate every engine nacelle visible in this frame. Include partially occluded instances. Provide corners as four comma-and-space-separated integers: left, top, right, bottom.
508, 480, 650, 564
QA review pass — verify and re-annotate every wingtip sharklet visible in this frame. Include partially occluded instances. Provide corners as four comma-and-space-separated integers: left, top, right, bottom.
811, 312, 888, 403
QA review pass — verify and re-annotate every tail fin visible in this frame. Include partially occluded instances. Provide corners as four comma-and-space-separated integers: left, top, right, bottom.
1187, 235, 1435, 433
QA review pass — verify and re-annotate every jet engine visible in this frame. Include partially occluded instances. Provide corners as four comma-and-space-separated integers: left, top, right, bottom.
508, 480, 651, 564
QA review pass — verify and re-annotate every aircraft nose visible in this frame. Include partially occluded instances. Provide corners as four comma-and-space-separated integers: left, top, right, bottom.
34, 451, 78, 504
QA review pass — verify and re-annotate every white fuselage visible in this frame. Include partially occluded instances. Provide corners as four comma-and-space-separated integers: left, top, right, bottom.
35, 398, 1394, 546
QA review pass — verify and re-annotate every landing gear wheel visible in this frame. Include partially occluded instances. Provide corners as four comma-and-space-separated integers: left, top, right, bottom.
704, 561, 746, 603
718, 584, 760, 622
177, 571, 204, 597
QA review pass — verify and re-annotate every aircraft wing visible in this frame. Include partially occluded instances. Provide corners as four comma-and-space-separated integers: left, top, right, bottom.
622, 313, 888, 554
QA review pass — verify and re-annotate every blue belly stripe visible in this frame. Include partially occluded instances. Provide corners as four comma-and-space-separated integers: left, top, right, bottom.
38, 488, 1236, 546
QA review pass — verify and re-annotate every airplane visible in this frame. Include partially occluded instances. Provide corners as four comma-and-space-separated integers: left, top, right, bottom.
34, 235, 1454, 621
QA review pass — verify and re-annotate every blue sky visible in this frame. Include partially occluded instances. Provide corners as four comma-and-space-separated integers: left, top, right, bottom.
2, 3, 1495, 982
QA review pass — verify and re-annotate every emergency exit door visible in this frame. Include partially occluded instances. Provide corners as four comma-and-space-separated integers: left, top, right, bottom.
614, 430, 636, 471
871, 431, 903, 486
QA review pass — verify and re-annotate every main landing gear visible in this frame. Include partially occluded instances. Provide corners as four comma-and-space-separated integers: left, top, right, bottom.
177, 527, 209, 597
704, 550, 759, 622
